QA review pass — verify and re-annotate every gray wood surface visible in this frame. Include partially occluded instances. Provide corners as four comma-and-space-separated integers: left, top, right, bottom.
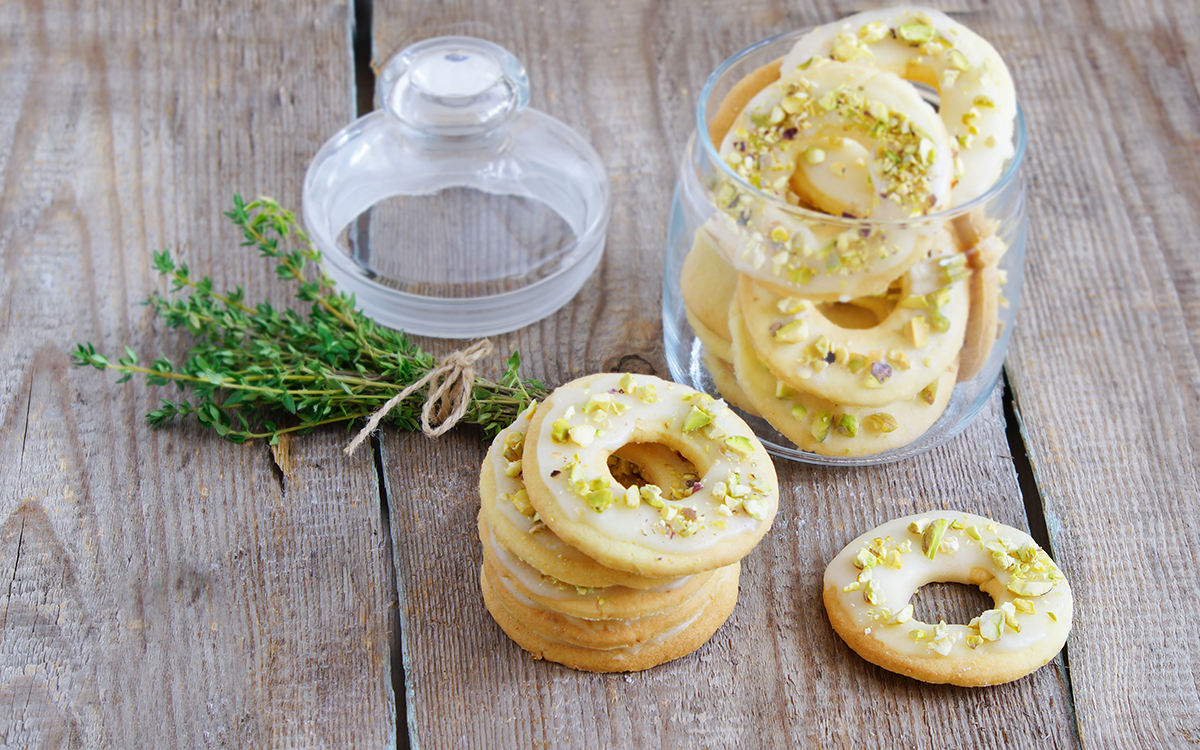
0, 1, 395, 747
2, 0, 1198, 747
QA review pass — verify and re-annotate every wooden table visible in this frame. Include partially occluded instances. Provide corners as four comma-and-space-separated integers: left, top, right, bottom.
2, 0, 1197, 747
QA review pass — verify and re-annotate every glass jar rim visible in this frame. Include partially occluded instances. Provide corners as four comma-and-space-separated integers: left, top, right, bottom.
695, 27, 1027, 226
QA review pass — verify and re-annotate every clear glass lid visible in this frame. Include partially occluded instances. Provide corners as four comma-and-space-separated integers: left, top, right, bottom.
302, 36, 611, 338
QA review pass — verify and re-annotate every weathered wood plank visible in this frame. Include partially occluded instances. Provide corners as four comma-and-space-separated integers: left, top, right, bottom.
0, 1, 395, 746
375, 2, 1076, 748
1001, 15, 1200, 750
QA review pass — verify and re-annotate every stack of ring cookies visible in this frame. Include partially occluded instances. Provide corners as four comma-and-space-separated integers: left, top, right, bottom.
478, 372, 779, 672
682, 7, 1016, 457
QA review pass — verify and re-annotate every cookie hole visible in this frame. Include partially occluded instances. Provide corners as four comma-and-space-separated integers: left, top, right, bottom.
910, 582, 994, 626
607, 444, 698, 493
816, 301, 887, 329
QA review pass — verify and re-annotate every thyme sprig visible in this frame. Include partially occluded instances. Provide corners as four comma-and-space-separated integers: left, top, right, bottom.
72, 195, 547, 444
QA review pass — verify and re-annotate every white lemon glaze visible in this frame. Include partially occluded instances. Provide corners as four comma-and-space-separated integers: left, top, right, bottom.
781, 7, 1017, 206
825, 511, 1072, 662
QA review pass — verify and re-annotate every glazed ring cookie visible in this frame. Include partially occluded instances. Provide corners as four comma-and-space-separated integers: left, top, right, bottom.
480, 406, 679, 590
481, 560, 740, 673
824, 511, 1072, 687
710, 61, 954, 300
728, 305, 956, 457
737, 232, 969, 407
720, 61, 954, 219
523, 373, 778, 577
479, 515, 715, 621
781, 7, 1018, 206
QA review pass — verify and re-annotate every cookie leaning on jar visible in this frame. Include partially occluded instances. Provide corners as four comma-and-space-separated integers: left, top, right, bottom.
682, 6, 1017, 458
478, 373, 779, 672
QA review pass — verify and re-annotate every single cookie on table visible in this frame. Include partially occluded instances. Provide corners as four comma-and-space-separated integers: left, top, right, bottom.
481, 559, 740, 673
479, 406, 679, 590
481, 550, 737, 651
736, 229, 969, 408
479, 513, 717, 621
823, 511, 1073, 687
522, 372, 778, 578
728, 304, 956, 457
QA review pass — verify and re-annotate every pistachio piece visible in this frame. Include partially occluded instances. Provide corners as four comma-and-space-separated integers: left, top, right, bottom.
866, 413, 899, 433
811, 412, 834, 442
965, 525, 982, 541
899, 294, 928, 309
1013, 598, 1036, 614
805, 146, 827, 165
622, 485, 640, 509
966, 634, 985, 650
550, 418, 570, 443
978, 609, 1004, 641
1006, 580, 1056, 597
888, 603, 914, 625
919, 380, 939, 405
790, 404, 808, 421
1000, 602, 1022, 632
682, 406, 712, 432
723, 435, 755, 458
568, 424, 597, 447
504, 459, 523, 478
775, 319, 810, 343
949, 48, 971, 71
509, 488, 535, 518
922, 518, 950, 560
847, 354, 869, 374
852, 548, 877, 570
908, 518, 931, 534
585, 487, 614, 512
897, 22, 935, 44
836, 413, 859, 437
905, 316, 930, 348
862, 578, 885, 605
775, 380, 796, 399
870, 361, 893, 382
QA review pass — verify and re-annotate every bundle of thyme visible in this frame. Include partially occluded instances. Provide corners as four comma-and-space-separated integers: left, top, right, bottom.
72, 196, 547, 445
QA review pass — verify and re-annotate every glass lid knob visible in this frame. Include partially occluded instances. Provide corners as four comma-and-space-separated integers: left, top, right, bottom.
377, 37, 531, 138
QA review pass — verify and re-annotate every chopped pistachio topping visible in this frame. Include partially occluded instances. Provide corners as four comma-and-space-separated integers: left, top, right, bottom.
919, 380, 939, 405
812, 412, 834, 442
682, 405, 713, 432
897, 22, 935, 44
504, 459, 523, 478
723, 435, 755, 458
502, 430, 525, 461
922, 518, 950, 560
847, 355, 869, 374
550, 418, 570, 443
979, 609, 1004, 641
1013, 598, 1036, 614
866, 412, 898, 433
508, 488, 535, 518
775, 380, 796, 399
568, 424, 597, 447
966, 634, 985, 650
905, 316, 930, 348
836, 413, 859, 437
1007, 580, 1056, 597
775, 319, 810, 343
863, 578, 885, 605
790, 404, 808, 421
888, 604, 914, 625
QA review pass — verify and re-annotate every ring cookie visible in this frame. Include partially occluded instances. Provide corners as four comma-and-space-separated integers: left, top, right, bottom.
523, 373, 778, 577
729, 304, 956, 457
824, 511, 1072, 686
480, 406, 679, 590
736, 231, 968, 407
781, 7, 1018, 206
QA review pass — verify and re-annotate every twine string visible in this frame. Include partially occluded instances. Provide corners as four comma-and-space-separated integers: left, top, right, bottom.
343, 339, 494, 456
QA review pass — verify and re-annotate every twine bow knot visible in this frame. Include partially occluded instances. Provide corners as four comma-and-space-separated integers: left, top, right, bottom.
343, 339, 494, 455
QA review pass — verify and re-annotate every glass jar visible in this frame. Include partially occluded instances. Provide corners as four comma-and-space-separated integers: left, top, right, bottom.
662, 29, 1027, 466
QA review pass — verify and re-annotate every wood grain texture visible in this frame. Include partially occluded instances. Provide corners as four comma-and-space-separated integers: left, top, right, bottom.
374, 2, 1078, 748
0, 1, 395, 747
999, 14, 1200, 750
